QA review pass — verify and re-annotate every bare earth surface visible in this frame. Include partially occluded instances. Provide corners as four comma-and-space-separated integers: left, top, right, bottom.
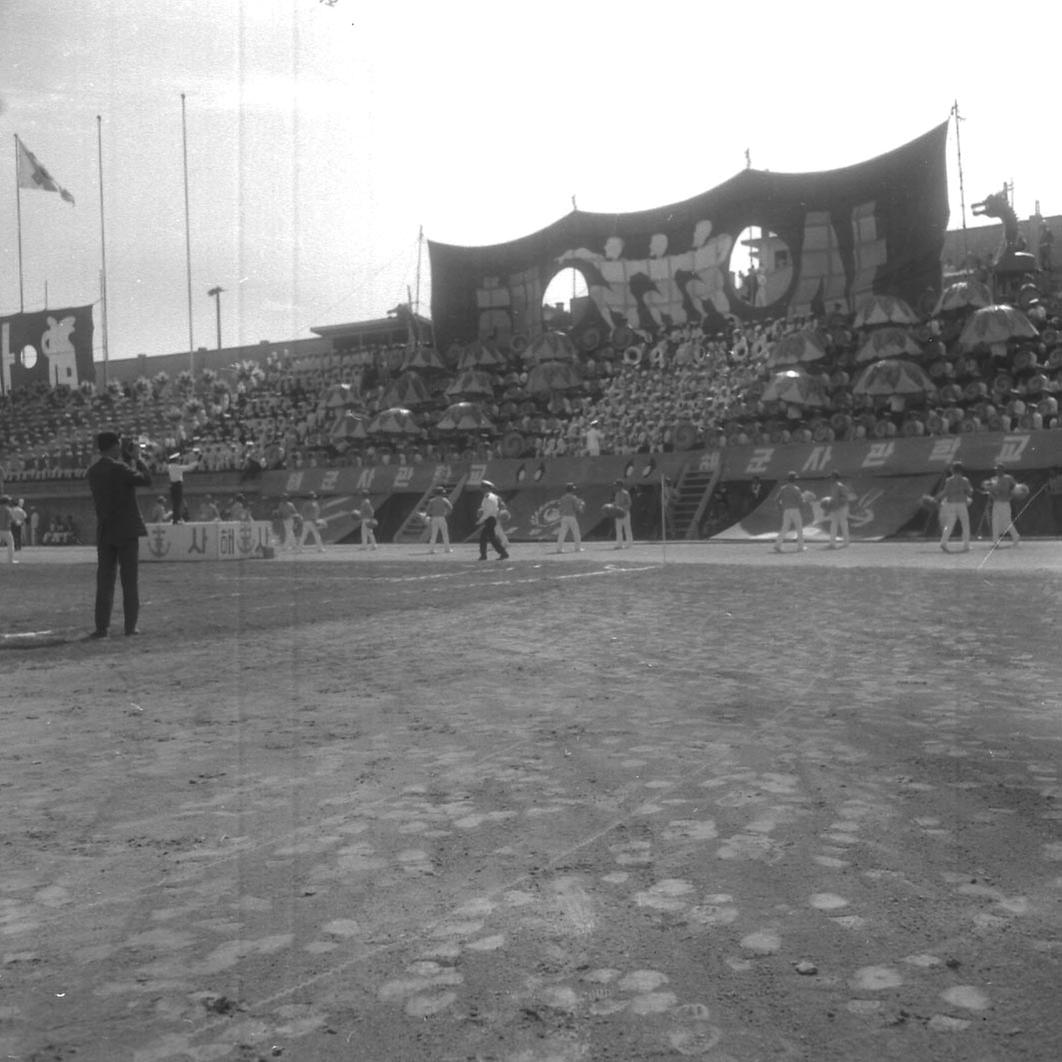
1, 541, 1061, 1062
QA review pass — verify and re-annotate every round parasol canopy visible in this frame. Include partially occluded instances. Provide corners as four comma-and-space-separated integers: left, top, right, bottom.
367, 406, 422, 436
330, 411, 367, 440
382, 371, 431, 408
766, 329, 828, 368
436, 401, 497, 433
760, 368, 829, 407
457, 340, 508, 371
854, 326, 923, 363
852, 359, 935, 396
445, 369, 496, 399
933, 279, 993, 315
323, 383, 357, 409
524, 330, 578, 365
959, 304, 1039, 351
853, 294, 920, 328
401, 345, 448, 373
526, 361, 583, 394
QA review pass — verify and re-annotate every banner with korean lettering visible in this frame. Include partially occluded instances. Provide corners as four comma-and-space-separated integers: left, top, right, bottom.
429, 123, 949, 352
713, 474, 941, 542
140, 521, 273, 561
265, 452, 707, 499
717, 432, 1062, 481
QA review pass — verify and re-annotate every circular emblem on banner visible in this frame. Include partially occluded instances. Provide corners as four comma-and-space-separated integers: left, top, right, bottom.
580, 327, 602, 351
673, 422, 698, 451
502, 431, 524, 458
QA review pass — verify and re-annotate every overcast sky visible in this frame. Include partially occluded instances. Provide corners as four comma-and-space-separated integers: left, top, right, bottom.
1, 0, 1058, 364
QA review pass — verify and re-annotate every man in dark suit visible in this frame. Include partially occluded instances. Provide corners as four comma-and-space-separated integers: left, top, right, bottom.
86, 431, 153, 637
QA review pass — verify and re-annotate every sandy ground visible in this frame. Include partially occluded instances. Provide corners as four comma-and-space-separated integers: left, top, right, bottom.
1, 540, 1061, 1062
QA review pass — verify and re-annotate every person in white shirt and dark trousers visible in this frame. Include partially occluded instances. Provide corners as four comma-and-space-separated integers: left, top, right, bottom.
477, 480, 509, 560
166, 449, 200, 524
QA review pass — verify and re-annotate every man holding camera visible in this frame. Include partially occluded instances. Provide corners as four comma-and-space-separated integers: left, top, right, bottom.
86, 431, 153, 638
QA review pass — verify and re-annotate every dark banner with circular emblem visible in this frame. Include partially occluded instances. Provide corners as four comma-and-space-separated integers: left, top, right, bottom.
428, 123, 949, 354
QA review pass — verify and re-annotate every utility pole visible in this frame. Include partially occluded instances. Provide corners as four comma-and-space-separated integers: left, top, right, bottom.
181, 93, 195, 375
951, 101, 969, 262
207, 286, 224, 350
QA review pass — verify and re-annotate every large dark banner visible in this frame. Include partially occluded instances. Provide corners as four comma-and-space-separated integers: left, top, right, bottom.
493, 483, 619, 543
714, 473, 941, 542
0, 304, 95, 393
429, 123, 949, 352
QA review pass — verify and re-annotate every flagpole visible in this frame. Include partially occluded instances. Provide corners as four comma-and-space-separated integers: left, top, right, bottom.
14, 135, 25, 312
660, 471, 668, 564
181, 93, 194, 375
97, 115, 110, 386
414, 224, 423, 321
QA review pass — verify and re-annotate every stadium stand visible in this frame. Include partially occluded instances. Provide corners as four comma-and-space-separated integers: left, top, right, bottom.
2, 281, 1061, 502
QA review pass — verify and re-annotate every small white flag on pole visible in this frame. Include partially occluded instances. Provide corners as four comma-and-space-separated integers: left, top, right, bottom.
17, 138, 75, 204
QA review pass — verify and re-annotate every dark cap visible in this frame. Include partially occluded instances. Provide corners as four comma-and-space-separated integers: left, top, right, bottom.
566, 482, 576, 491
97, 431, 121, 452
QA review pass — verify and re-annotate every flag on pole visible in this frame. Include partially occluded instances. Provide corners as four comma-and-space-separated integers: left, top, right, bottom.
16, 138, 75, 204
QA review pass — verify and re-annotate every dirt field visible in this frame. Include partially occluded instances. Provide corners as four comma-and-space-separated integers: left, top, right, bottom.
2, 542, 1061, 1062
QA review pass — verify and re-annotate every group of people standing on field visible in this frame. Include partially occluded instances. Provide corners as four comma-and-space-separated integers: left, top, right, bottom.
553, 478, 633, 554
932, 461, 1024, 553
771, 462, 1032, 554
773, 470, 856, 553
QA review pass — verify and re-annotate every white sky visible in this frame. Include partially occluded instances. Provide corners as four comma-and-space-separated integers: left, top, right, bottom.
1, 0, 1058, 362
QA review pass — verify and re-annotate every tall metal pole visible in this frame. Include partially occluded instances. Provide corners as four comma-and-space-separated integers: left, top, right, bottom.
951, 100, 969, 263
414, 224, 423, 319
208, 286, 224, 349
181, 93, 195, 375
97, 115, 110, 386
660, 472, 668, 564
15, 136, 25, 312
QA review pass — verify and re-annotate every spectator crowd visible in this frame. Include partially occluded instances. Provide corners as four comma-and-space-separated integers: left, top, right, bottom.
3, 277, 1062, 495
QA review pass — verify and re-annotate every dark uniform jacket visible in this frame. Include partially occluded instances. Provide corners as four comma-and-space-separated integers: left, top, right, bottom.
87, 456, 152, 545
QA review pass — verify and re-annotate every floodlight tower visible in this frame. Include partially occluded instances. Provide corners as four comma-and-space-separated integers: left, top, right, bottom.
207, 286, 224, 350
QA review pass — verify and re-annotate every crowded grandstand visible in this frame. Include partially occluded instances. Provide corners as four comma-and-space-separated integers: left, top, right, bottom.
2, 122, 1062, 545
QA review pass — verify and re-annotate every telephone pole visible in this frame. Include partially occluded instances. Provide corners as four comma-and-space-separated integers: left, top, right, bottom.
207, 286, 224, 350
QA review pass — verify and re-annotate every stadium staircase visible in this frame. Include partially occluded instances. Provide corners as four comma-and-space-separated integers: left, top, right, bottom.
669, 463, 721, 540
392, 475, 467, 544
